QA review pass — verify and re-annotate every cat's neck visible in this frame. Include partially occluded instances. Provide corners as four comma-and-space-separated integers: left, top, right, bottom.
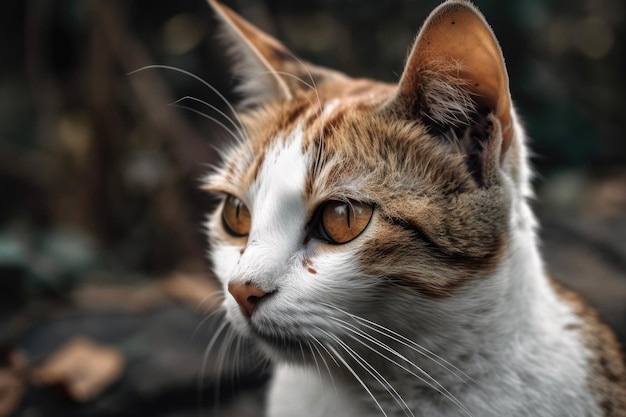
403, 206, 558, 356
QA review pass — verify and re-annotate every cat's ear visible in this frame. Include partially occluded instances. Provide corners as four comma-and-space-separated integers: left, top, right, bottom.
209, 0, 295, 104
390, 0, 513, 161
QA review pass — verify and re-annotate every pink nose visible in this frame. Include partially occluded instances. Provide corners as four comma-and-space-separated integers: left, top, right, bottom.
228, 281, 267, 318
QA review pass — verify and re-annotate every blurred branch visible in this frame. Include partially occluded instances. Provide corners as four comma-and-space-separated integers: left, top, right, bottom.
93, 0, 215, 175
24, 0, 63, 119
89, 0, 214, 270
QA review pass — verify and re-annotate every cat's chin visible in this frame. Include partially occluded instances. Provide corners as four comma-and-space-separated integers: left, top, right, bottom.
248, 324, 317, 363
224, 307, 315, 362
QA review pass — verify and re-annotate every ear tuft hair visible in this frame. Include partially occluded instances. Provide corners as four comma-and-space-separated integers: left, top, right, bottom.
209, 0, 293, 106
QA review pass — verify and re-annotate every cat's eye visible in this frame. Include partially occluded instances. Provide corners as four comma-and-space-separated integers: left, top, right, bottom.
317, 200, 374, 244
222, 195, 251, 237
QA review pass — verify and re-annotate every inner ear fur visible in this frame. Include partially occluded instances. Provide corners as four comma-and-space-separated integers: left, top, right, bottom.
391, 0, 513, 161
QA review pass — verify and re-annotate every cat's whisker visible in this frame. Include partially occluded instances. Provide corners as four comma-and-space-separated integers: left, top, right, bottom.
128, 65, 248, 138
307, 330, 338, 367
331, 317, 441, 383
321, 305, 474, 414
319, 329, 404, 415
353, 316, 472, 383
298, 340, 307, 364
320, 329, 413, 417
306, 339, 324, 386
335, 320, 472, 417
307, 329, 339, 394
232, 328, 244, 386
259, 70, 315, 91
307, 332, 337, 392
195, 289, 226, 312
217, 324, 241, 407
169, 103, 242, 144
191, 300, 226, 343
343, 333, 472, 417
322, 302, 472, 383
256, 71, 321, 113
325, 343, 389, 417
198, 319, 229, 414
325, 310, 463, 402
171, 95, 249, 142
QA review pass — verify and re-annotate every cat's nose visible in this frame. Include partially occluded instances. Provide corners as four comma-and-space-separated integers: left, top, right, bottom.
228, 281, 268, 318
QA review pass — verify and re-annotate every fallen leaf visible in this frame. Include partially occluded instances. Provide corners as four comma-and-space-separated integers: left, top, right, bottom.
33, 337, 124, 402
0, 349, 28, 417
72, 282, 169, 312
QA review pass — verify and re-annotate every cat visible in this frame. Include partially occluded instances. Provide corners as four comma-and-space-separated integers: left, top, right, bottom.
202, 0, 626, 416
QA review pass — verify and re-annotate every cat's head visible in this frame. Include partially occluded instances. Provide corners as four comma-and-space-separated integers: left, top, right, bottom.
204, 0, 528, 362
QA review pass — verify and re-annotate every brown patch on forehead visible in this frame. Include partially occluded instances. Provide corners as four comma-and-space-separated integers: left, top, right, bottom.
305, 107, 477, 202
280, 101, 310, 132
304, 79, 392, 138
233, 76, 393, 163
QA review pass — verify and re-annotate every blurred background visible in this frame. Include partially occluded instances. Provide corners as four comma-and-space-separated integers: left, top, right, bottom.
0, 0, 624, 416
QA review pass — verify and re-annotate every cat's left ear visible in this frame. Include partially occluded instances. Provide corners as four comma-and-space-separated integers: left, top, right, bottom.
210, 1, 348, 108
390, 0, 513, 162
209, 0, 294, 104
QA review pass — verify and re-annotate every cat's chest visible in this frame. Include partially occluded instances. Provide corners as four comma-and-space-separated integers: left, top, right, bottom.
267, 365, 376, 417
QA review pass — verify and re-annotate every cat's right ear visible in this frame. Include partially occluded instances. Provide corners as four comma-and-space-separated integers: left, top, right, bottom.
208, 0, 295, 105
388, 0, 513, 164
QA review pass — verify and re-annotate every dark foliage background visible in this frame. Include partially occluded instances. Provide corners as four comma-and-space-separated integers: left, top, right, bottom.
0, 0, 624, 416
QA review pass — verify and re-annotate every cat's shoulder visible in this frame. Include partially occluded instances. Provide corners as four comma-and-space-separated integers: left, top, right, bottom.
551, 279, 626, 416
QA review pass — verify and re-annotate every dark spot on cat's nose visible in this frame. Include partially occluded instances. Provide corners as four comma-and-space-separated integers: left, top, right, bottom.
228, 281, 271, 318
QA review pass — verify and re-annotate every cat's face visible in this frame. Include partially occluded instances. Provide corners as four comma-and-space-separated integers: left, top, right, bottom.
205, 0, 518, 364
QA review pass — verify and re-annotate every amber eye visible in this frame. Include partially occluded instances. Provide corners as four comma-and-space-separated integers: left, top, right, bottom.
319, 200, 374, 244
221, 195, 251, 237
